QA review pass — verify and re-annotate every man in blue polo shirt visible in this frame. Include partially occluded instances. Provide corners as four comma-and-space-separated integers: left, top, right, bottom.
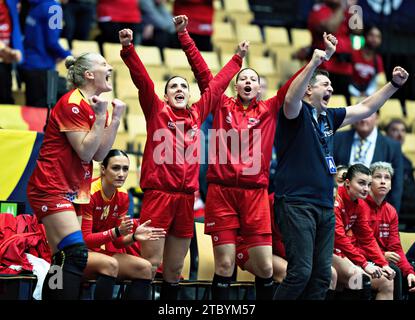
273, 32, 409, 300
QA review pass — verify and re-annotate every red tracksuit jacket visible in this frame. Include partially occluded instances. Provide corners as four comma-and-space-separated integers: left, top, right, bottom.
120, 44, 242, 193
178, 30, 303, 189
334, 186, 388, 268
0, 214, 51, 274
362, 195, 415, 277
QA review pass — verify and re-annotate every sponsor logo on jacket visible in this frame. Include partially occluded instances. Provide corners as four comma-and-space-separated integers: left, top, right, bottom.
247, 117, 260, 129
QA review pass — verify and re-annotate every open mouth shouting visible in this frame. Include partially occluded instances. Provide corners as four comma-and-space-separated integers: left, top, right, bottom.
105, 71, 112, 83
175, 93, 185, 104
243, 85, 252, 95
322, 94, 331, 105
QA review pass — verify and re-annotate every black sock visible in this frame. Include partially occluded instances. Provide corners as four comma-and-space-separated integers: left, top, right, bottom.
94, 274, 116, 300
124, 279, 152, 300
255, 276, 274, 300
211, 274, 232, 300
160, 281, 180, 300
42, 267, 83, 300
341, 288, 370, 300
325, 289, 337, 300
360, 274, 372, 300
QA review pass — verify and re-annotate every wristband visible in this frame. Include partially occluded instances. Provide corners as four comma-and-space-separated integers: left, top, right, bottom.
131, 233, 137, 242
115, 226, 121, 238
390, 79, 402, 89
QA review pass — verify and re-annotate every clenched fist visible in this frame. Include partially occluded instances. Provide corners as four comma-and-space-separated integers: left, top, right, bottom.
236, 40, 249, 59
311, 49, 327, 67
111, 99, 127, 121
173, 15, 188, 33
391, 66, 409, 87
90, 95, 108, 117
119, 29, 133, 47
323, 32, 338, 61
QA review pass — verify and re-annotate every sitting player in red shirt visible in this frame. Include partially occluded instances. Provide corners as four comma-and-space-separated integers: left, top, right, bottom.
362, 162, 415, 299
119, 28, 247, 300
27, 53, 126, 300
333, 164, 395, 300
80, 149, 165, 299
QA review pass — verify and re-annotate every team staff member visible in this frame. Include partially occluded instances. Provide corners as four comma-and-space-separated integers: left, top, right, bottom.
80, 149, 166, 300
27, 53, 126, 300
272, 28, 408, 299
362, 162, 415, 298
333, 164, 395, 300
119, 28, 247, 300
235, 194, 338, 295
174, 15, 308, 300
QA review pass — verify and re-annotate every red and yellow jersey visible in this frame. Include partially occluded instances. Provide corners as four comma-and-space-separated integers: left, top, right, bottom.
80, 178, 130, 252
28, 89, 107, 204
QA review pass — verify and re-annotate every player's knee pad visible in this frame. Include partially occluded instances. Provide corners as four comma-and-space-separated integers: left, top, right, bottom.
52, 243, 88, 276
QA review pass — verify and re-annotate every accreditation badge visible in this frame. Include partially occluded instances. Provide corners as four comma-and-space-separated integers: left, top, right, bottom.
325, 156, 337, 174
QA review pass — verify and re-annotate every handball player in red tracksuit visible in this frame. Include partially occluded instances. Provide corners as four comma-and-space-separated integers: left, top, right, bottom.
174, 15, 309, 300
362, 162, 415, 298
333, 164, 395, 300
119, 28, 248, 299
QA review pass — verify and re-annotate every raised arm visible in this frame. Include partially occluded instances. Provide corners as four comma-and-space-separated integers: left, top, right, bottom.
341, 67, 409, 127
119, 28, 161, 118
194, 41, 247, 121
267, 65, 306, 115
174, 15, 213, 93
93, 99, 127, 161
283, 32, 338, 119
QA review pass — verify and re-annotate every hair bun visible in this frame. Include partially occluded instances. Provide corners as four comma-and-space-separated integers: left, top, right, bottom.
65, 56, 76, 69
